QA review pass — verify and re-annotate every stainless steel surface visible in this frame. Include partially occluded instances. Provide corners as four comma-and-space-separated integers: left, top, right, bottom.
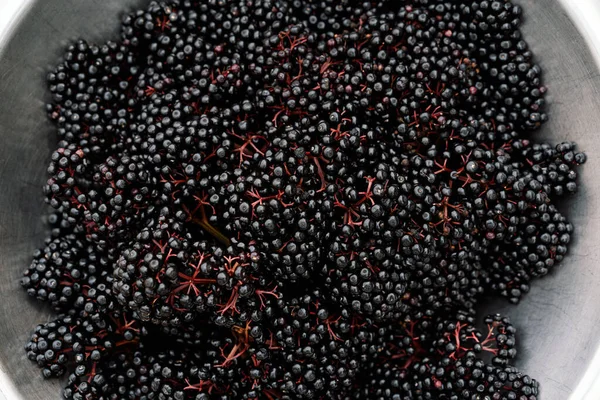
0, 0, 599, 399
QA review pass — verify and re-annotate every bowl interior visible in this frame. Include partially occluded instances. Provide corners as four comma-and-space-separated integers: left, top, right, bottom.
0, 0, 599, 399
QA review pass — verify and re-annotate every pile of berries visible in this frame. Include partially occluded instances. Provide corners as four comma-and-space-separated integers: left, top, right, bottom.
22, 0, 585, 399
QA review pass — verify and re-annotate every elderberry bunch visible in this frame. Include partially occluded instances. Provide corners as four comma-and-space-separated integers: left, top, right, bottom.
22, 0, 585, 399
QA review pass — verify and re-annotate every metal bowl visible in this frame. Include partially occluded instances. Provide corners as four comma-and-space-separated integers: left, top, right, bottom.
0, 0, 599, 399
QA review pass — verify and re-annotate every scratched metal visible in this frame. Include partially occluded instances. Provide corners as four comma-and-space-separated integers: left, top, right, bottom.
0, 0, 599, 399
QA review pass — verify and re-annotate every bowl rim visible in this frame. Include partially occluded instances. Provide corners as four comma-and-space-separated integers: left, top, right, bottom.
0, 3, 37, 400
0, 0, 35, 57
555, 3, 600, 398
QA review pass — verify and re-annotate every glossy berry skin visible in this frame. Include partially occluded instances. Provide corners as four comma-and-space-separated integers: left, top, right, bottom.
22, 0, 585, 399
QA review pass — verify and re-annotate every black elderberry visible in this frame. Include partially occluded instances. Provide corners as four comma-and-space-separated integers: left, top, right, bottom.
23, 0, 585, 399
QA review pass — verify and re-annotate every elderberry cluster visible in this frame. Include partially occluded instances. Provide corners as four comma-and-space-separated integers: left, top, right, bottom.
22, 0, 585, 399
